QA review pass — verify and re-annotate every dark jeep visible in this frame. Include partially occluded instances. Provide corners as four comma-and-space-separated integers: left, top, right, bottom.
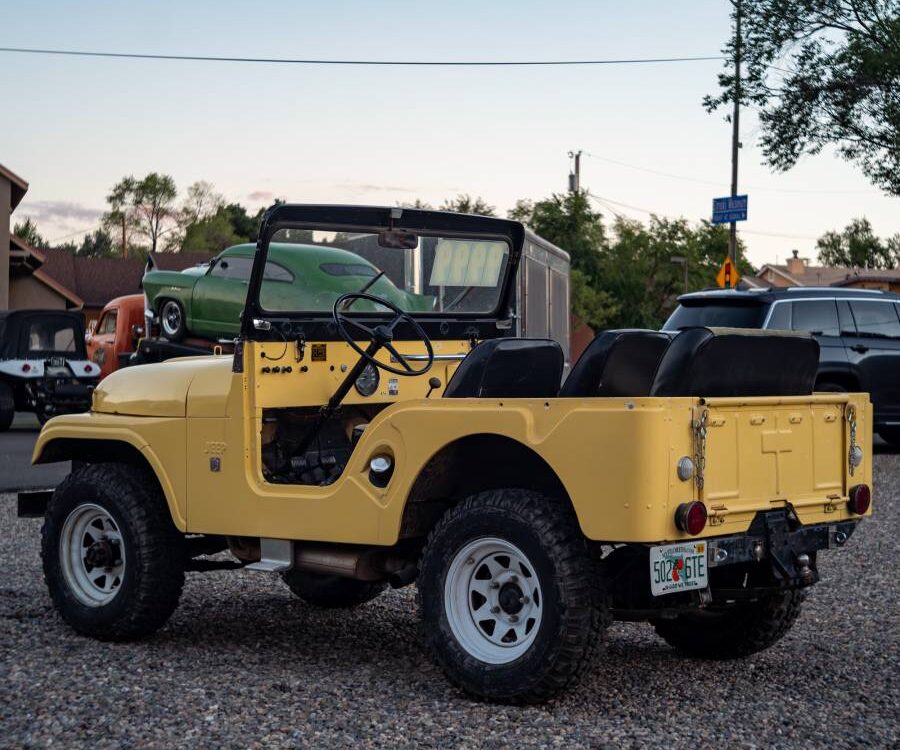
0, 310, 99, 430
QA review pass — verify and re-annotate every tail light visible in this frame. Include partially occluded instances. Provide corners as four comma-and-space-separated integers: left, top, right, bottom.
84, 364, 94, 374
675, 501, 708, 536
21, 363, 31, 373
847, 484, 871, 515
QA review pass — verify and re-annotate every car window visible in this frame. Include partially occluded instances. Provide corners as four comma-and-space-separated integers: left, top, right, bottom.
850, 301, 900, 338
210, 256, 253, 281
263, 262, 294, 283
24, 318, 78, 354
663, 302, 765, 330
98, 311, 118, 335
837, 300, 856, 335
791, 300, 839, 336
765, 302, 790, 330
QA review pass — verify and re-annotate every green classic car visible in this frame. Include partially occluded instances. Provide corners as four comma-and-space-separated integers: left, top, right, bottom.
143, 242, 433, 341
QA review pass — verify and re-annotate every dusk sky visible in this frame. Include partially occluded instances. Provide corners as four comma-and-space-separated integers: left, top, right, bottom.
1, 0, 897, 267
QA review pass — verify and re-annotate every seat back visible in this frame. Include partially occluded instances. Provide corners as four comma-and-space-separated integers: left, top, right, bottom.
443, 338, 563, 398
559, 329, 672, 397
649, 327, 820, 397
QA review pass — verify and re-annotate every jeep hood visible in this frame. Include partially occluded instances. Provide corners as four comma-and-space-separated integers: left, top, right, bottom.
92, 357, 232, 417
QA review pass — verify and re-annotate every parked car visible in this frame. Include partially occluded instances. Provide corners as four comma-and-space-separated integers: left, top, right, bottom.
142, 242, 434, 342
664, 287, 900, 446
85, 294, 146, 379
0, 310, 99, 429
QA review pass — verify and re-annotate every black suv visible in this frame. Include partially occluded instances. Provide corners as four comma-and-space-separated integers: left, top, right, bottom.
663, 287, 900, 446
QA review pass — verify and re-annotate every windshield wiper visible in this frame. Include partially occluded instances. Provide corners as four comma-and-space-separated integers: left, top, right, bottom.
339, 271, 385, 311
442, 286, 474, 313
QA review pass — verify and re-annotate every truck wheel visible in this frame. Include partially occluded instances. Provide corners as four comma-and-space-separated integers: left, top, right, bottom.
41, 463, 185, 641
280, 571, 386, 608
652, 588, 805, 659
159, 299, 186, 341
418, 489, 607, 704
0, 383, 13, 432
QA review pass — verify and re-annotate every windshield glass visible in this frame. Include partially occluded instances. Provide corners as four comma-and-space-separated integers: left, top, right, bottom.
21, 316, 83, 357
663, 302, 766, 330
259, 229, 510, 315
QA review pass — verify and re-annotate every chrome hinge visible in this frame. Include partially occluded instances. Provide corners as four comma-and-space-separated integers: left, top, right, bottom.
693, 407, 708, 490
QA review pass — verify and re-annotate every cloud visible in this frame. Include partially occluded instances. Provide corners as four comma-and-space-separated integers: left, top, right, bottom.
247, 190, 275, 203
17, 200, 104, 225
337, 182, 417, 194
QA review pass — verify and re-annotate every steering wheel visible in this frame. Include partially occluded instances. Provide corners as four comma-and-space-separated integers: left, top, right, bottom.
333, 292, 434, 377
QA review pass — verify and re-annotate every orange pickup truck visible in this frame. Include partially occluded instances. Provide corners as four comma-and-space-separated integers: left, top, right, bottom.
85, 294, 146, 379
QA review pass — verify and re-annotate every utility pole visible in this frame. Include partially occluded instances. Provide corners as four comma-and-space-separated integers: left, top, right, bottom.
728, 0, 742, 276
120, 214, 128, 259
568, 150, 582, 192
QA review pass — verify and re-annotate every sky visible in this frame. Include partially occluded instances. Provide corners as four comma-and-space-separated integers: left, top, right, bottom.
1, 0, 897, 269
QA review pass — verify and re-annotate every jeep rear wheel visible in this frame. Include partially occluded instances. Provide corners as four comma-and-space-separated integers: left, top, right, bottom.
418, 489, 607, 704
0, 383, 13, 432
281, 570, 386, 608
41, 463, 185, 641
652, 588, 805, 659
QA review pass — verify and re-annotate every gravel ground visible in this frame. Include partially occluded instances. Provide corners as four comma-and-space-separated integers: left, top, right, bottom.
1, 453, 898, 749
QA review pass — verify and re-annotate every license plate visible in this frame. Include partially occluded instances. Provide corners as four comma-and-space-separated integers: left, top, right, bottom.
49, 357, 66, 368
650, 541, 708, 596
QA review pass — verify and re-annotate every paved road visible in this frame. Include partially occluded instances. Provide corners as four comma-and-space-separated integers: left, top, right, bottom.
1, 453, 897, 748
0, 414, 70, 492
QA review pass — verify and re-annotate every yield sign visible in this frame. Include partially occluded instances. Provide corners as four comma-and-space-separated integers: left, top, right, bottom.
716, 257, 740, 289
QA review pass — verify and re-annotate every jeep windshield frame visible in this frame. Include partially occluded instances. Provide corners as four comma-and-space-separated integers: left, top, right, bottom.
243, 204, 525, 342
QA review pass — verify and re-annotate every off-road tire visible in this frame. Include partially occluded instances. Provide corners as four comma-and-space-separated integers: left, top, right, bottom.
159, 299, 186, 342
281, 571, 386, 608
0, 383, 13, 432
41, 463, 185, 641
418, 489, 608, 704
653, 588, 805, 659
877, 427, 900, 447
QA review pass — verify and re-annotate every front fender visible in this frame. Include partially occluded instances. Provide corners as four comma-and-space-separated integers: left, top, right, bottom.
33, 412, 188, 531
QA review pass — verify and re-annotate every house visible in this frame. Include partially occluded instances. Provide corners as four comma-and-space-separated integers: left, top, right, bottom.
745, 250, 900, 293
2, 160, 215, 322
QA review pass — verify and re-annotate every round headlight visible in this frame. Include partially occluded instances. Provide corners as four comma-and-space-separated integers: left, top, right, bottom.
354, 363, 380, 397
676, 456, 695, 481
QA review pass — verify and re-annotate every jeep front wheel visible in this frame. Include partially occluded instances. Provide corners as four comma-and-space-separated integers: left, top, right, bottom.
418, 489, 607, 704
41, 463, 185, 641
652, 588, 805, 659
280, 570, 386, 608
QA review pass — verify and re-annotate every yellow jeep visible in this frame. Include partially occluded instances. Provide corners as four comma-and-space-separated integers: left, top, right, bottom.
22, 205, 873, 704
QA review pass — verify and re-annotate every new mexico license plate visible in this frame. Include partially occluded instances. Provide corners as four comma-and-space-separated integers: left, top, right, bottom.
650, 541, 708, 596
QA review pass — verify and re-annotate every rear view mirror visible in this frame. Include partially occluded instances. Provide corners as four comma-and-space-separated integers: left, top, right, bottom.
378, 230, 418, 250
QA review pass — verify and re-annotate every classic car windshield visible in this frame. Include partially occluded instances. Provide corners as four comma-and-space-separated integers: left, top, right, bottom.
259, 228, 511, 316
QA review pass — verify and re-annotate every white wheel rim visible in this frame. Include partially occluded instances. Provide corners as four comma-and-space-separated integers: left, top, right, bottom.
161, 302, 181, 336
444, 537, 544, 664
59, 503, 126, 607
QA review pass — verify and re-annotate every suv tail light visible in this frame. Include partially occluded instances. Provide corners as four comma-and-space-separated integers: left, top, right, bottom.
675, 501, 708, 536
847, 484, 871, 515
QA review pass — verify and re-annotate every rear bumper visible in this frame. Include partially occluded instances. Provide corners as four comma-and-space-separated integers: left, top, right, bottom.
706, 511, 858, 585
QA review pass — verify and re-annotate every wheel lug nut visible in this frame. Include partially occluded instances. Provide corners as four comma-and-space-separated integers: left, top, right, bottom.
510, 575, 519, 584
489, 582, 500, 589
490, 606, 501, 614
509, 615, 519, 623
519, 596, 530, 604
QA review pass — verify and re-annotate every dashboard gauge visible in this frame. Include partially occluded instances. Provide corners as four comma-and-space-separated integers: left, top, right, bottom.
354, 363, 380, 397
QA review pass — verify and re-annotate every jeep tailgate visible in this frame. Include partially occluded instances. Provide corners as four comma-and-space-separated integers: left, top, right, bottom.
698, 394, 872, 533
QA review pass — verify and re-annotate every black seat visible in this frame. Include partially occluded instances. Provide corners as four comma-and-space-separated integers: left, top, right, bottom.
559, 329, 672, 397
649, 327, 819, 397
443, 338, 563, 398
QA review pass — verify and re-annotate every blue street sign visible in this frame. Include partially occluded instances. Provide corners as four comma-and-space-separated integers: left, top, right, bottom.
711, 194, 748, 224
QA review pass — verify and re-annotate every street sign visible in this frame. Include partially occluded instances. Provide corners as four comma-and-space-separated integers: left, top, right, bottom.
716, 257, 740, 289
711, 194, 748, 224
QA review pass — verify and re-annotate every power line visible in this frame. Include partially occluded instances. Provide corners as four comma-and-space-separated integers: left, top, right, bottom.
0, 46, 722, 67
582, 152, 879, 195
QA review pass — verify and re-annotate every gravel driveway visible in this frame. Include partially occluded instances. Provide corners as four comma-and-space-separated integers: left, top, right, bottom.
2, 452, 898, 749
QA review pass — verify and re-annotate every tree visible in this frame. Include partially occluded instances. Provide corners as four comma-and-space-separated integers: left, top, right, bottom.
77, 228, 115, 258
182, 210, 242, 253
706, 1, 900, 195
103, 173, 178, 254
440, 194, 496, 216
180, 181, 224, 226
817, 217, 900, 268
509, 191, 618, 329
397, 199, 434, 210
13, 218, 46, 248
